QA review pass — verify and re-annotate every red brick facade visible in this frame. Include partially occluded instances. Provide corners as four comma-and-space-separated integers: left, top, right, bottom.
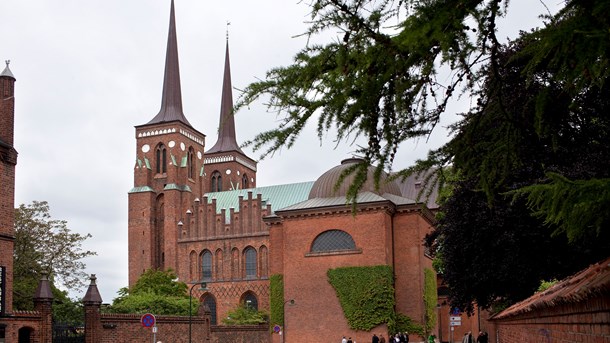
267, 200, 436, 343
0, 64, 17, 319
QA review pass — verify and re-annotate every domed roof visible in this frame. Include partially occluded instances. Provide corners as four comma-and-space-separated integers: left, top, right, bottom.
308, 158, 402, 199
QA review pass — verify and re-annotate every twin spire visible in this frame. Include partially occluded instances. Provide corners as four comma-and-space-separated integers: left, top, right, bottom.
146, 0, 241, 155
147, 0, 190, 127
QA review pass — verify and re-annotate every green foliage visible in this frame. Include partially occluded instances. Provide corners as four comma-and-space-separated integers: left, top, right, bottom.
110, 291, 193, 315
512, 173, 610, 242
52, 288, 84, 324
537, 279, 558, 293
108, 269, 196, 315
424, 17, 610, 312
222, 303, 268, 325
269, 274, 284, 327
394, 313, 424, 337
128, 269, 188, 297
236, 0, 610, 318
327, 265, 395, 331
13, 201, 96, 310
423, 268, 437, 335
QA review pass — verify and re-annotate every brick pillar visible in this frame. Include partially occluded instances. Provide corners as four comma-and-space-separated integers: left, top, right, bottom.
0, 60, 17, 317
83, 274, 103, 343
33, 274, 54, 343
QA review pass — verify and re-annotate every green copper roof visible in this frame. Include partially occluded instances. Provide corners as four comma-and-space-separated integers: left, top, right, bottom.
128, 186, 154, 194
164, 183, 192, 192
205, 181, 314, 215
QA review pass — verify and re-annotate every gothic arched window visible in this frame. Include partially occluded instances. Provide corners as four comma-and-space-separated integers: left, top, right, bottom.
201, 250, 212, 281
210, 171, 222, 192
244, 247, 257, 279
311, 230, 356, 252
156, 144, 167, 174
203, 295, 218, 325
242, 292, 258, 311
242, 174, 249, 189
188, 147, 195, 179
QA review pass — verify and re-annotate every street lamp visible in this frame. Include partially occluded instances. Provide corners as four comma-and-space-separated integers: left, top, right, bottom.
282, 299, 295, 343
189, 281, 207, 343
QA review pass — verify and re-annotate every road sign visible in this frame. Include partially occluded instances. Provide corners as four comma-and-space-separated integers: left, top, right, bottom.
450, 321, 462, 326
450, 316, 461, 321
273, 325, 281, 333
141, 313, 156, 328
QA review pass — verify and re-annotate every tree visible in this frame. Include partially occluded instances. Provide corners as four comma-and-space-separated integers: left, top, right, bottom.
237, 0, 610, 311
222, 304, 268, 325
425, 32, 610, 311
109, 269, 197, 315
13, 201, 96, 310
237, 0, 610, 236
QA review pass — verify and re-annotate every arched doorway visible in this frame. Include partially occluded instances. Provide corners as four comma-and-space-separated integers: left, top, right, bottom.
18, 326, 33, 343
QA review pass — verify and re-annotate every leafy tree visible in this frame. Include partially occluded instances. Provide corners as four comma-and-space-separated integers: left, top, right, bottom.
237, 0, 610, 312
13, 201, 96, 310
52, 288, 84, 324
426, 32, 610, 312
237, 0, 610, 238
222, 304, 268, 325
109, 269, 197, 315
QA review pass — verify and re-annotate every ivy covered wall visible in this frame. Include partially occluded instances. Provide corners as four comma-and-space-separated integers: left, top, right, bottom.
327, 265, 396, 331
269, 274, 284, 327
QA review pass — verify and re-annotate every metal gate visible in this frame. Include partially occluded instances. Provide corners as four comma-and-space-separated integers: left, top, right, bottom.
52, 323, 84, 343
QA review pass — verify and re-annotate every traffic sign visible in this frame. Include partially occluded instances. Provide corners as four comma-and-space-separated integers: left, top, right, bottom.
450, 316, 461, 321
141, 313, 156, 328
450, 321, 462, 326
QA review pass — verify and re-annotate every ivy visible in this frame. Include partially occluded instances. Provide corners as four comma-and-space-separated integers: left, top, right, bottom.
395, 313, 424, 337
327, 265, 395, 331
269, 274, 284, 327
423, 268, 437, 335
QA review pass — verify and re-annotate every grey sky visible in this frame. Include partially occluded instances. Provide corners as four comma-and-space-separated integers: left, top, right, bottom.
1, 1, 559, 302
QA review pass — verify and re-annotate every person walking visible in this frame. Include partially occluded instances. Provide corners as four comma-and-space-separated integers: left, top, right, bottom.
462, 331, 473, 343
372, 333, 380, 343
476, 331, 488, 343
379, 334, 386, 343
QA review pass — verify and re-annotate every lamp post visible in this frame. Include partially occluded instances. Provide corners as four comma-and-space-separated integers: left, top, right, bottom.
282, 299, 295, 343
188, 281, 207, 343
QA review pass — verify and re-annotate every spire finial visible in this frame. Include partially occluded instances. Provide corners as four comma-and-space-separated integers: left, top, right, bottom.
5, 60, 9, 67
226, 21, 231, 41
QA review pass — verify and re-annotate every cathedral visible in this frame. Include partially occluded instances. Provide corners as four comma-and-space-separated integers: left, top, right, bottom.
127, 1, 437, 342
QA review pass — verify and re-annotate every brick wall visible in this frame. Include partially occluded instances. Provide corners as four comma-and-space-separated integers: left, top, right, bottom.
491, 295, 610, 343
85, 311, 269, 343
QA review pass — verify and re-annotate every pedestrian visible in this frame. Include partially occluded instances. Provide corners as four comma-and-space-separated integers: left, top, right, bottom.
476, 331, 488, 343
372, 333, 380, 343
380, 334, 386, 343
342, 336, 348, 343
347, 337, 353, 343
462, 331, 473, 343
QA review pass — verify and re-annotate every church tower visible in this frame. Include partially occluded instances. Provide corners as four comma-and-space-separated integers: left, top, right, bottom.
128, 0, 205, 285
203, 39, 257, 192
0, 61, 17, 315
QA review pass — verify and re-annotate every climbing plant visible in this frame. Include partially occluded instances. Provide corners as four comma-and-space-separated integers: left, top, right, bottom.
269, 274, 284, 327
327, 265, 395, 331
423, 268, 438, 335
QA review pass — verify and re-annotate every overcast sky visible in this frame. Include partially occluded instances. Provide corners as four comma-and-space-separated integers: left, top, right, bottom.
1, 1, 560, 302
